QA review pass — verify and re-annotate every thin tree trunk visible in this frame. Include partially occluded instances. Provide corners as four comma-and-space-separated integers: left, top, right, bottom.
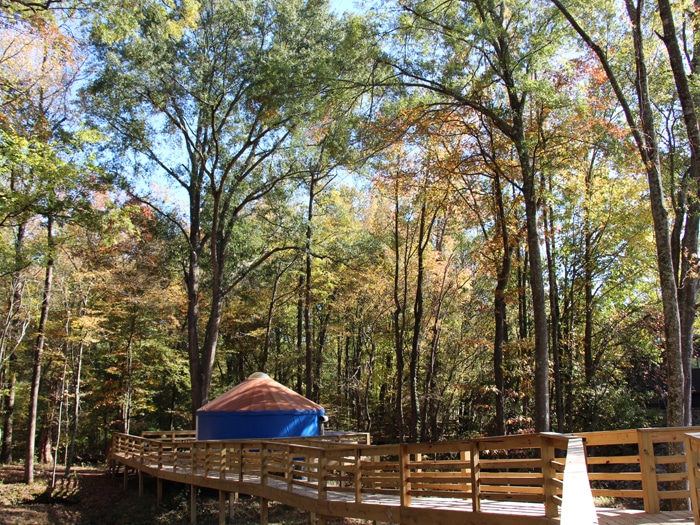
543, 189, 563, 433
296, 275, 304, 394
393, 182, 406, 442
25, 216, 54, 484
65, 339, 84, 477
314, 307, 331, 403
1, 356, 16, 464
2, 221, 26, 464
52, 361, 67, 488
550, 0, 684, 429
657, 0, 700, 426
493, 169, 512, 436
409, 202, 428, 442
305, 174, 316, 400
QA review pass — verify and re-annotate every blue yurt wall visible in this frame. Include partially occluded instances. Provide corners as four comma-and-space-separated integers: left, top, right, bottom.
196, 372, 326, 440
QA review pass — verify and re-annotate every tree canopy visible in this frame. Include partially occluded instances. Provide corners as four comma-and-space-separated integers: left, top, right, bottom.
0, 0, 698, 484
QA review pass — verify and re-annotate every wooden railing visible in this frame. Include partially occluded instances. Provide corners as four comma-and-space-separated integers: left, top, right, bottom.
109, 427, 700, 524
572, 426, 700, 513
110, 431, 597, 523
141, 430, 197, 442
686, 432, 700, 524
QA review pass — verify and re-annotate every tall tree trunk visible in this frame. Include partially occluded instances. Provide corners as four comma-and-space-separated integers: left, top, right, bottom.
25, 216, 54, 484
582, 154, 596, 388
657, 0, 700, 426
422, 259, 449, 442
518, 246, 529, 340
1, 356, 16, 464
185, 194, 203, 420
409, 202, 428, 442
65, 339, 84, 478
626, 0, 683, 427
314, 307, 331, 403
543, 189, 563, 433
296, 275, 304, 394
519, 154, 550, 433
393, 182, 406, 442
262, 262, 291, 372
551, 0, 684, 429
2, 221, 25, 464
493, 170, 512, 436
305, 174, 316, 400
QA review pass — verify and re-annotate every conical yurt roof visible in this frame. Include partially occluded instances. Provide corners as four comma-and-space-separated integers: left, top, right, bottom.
198, 372, 324, 414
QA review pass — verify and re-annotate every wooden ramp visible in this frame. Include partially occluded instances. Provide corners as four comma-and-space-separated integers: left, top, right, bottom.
109, 430, 700, 525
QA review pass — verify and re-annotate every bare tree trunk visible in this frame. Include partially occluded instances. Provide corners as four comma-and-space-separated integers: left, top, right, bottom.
543, 188, 563, 433
1, 356, 16, 463
314, 307, 331, 403
305, 174, 316, 400
65, 339, 84, 478
25, 216, 54, 484
409, 203, 428, 442
296, 275, 304, 394
493, 169, 512, 436
550, 0, 684, 428
2, 221, 27, 464
657, 0, 700, 426
262, 262, 292, 372
393, 181, 406, 442
123, 317, 136, 434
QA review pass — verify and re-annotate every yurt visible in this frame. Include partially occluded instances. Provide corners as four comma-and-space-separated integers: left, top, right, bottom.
196, 372, 327, 440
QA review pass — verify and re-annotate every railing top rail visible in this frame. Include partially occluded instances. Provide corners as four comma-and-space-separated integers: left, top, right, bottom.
141, 430, 196, 436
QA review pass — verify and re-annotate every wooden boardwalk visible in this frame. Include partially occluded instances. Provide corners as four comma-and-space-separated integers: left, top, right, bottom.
596, 509, 692, 525
109, 430, 700, 525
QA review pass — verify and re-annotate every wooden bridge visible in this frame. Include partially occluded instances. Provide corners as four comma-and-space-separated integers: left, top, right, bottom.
108, 427, 700, 525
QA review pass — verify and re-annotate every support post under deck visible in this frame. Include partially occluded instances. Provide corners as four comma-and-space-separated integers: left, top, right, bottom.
218, 490, 226, 525
260, 497, 268, 525
190, 485, 197, 525
229, 492, 237, 519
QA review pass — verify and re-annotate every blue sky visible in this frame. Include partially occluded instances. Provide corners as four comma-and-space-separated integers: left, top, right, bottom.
329, 0, 360, 14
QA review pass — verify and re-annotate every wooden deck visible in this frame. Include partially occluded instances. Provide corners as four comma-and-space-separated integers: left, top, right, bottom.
596, 508, 693, 525
109, 429, 700, 525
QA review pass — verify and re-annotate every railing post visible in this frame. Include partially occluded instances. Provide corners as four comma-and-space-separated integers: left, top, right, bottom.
354, 447, 362, 504
238, 446, 244, 482
541, 435, 558, 518
261, 446, 268, 486
460, 447, 470, 495
190, 442, 197, 477
470, 439, 481, 513
638, 428, 660, 513
399, 444, 411, 507
219, 444, 226, 480
286, 448, 294, 492
204, 442, 211, 478
318, 449, 328, 502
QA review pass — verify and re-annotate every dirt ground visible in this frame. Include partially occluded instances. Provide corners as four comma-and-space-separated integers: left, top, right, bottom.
0, 464, 360, 524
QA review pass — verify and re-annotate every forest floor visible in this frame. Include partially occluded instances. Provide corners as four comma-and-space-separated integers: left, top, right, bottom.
0, 464, 362, 524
